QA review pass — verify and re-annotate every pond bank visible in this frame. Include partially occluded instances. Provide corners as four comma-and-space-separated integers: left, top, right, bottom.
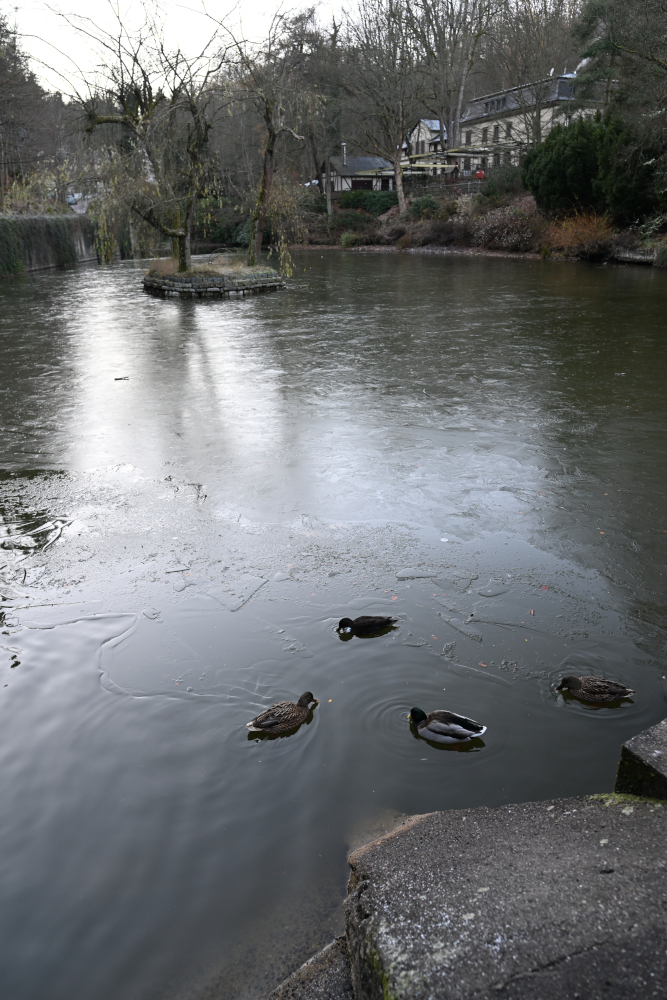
291, 243, 661, 267
0, 214, 96, 274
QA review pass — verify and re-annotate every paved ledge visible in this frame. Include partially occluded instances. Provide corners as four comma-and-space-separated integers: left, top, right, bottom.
345, 796, 667, 1000
615, 719, 667, 799
267, 938, 353, 1000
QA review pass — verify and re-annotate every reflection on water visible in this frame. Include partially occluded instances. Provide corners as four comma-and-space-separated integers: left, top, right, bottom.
0, 252, 666, 999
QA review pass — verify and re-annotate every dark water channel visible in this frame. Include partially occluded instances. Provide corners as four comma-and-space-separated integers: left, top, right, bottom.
0, 251, 666, 1000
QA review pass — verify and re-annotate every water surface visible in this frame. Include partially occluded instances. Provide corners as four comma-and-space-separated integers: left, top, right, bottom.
0, 251, 665, 999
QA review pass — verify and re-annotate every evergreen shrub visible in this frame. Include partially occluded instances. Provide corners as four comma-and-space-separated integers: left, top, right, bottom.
338, 190, 398, 215
409, 195, 440, 219
522, 113, 658, 223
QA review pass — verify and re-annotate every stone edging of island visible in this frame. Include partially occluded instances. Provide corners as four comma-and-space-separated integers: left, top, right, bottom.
143, 269, 286, 299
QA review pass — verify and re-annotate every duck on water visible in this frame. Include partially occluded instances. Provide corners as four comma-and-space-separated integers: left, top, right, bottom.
246, 692, 318, 733
557, 675, 634, 704
338, 615, 397, 636
409, 708, 487, 744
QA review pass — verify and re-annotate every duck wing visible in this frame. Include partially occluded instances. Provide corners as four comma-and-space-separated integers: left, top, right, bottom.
353, 615, 397, 629
426, 710, 486, 736
247, 700, 303, 730
581, 677, 634, 699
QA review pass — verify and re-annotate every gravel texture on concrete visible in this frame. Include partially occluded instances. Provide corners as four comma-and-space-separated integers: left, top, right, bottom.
267, 938, 353, 1000
615, 719, 667, 799
345, 797, 667, 1000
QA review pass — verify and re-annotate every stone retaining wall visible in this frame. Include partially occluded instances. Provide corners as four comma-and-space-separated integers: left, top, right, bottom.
143, 269, 285, 299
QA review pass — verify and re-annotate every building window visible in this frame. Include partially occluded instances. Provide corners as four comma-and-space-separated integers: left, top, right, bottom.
420, 140, 425, 155
504, 151, 511, 164
493, 125, 499, 142
506, 122, 512, 138
464, 157, 471, 171
481, 127, 488, 143
484, 102, 489, 114
493, 152, 500, 167
465, 131, 471, 146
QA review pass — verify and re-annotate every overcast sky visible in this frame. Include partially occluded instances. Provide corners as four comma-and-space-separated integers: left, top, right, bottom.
12, 0, 343, 93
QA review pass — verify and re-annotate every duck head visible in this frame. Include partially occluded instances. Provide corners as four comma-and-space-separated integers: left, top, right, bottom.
297, 691, 317, 707
409, 707, 427, 725
338, 618, 355, 631
557, 676, 580, 692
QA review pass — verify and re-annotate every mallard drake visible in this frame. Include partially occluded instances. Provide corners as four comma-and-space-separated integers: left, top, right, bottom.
409, 707, 487, 744
246, 692, 318, 733
557, 675, 634, 703
338, 615, 397, 635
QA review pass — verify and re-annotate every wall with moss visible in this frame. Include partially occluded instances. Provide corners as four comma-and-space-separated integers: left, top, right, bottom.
0, 215, 96, 276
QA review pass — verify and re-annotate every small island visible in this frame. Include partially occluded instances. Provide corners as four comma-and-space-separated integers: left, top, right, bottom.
143, 256, 286, 299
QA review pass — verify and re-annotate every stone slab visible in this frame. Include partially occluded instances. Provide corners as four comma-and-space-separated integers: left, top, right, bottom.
615, 718, 667, 799
345, 796, 667, 1000
267, 938, 353, 1000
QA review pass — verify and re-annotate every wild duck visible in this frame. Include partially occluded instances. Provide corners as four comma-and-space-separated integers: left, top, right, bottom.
409, 707, 487, 744
338, 615, 397, 634
246, 692, 318, 733
557, 675, 634, 703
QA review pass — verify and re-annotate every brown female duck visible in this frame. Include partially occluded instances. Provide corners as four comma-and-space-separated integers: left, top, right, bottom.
246, 692, 318, 733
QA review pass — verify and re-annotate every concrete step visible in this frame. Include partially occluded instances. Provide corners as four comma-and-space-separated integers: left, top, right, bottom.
615, 719, 667, 799
267, 937, 353, 1000
345, 795, 667, 999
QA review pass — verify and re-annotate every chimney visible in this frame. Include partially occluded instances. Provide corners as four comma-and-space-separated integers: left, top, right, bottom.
342, 142, 347, 166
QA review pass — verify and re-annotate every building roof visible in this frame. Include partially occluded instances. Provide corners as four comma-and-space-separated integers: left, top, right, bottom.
329, 155, 392, 176
461, 75, 577, 123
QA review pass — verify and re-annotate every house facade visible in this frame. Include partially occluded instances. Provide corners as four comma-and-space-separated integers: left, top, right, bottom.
450, 74, 590, 175
327, 155, 394, 192
323, 73, 598, 191
404, 74, 596, 178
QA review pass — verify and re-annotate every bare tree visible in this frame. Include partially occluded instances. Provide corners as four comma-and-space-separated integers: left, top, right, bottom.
54, 2, 228, 270
411, 0, 496, 150
348, 0, 423, 214
487, 0, 582, 146
222, 14, 307, 265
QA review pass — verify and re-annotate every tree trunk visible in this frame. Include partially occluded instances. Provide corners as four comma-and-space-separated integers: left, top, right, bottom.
129, 219, 140, 260
172, 207, 181, 263
310, 135, 324, 195
248, 123, 277, 266
325, 154, 332, 219
393, 150, 407, 214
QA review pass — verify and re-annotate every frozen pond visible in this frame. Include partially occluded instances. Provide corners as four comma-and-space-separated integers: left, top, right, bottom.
0, 250, 666, 999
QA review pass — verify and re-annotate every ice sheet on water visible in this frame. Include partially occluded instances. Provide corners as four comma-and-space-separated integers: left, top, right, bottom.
477, 578, 509, 597
395, 568, 436, 580
206, 575, 267, 611
348, 598, 397, 610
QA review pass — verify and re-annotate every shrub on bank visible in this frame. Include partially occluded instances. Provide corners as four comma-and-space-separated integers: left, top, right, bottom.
338, 190, 398, 215
471, 204, 545, 252
522, 113, 658, 223
482, 164, 524, 199
542, 213, 616, 260
340, 230, 368, 247
413, 217, 473, 246
409, 196, 440, 220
